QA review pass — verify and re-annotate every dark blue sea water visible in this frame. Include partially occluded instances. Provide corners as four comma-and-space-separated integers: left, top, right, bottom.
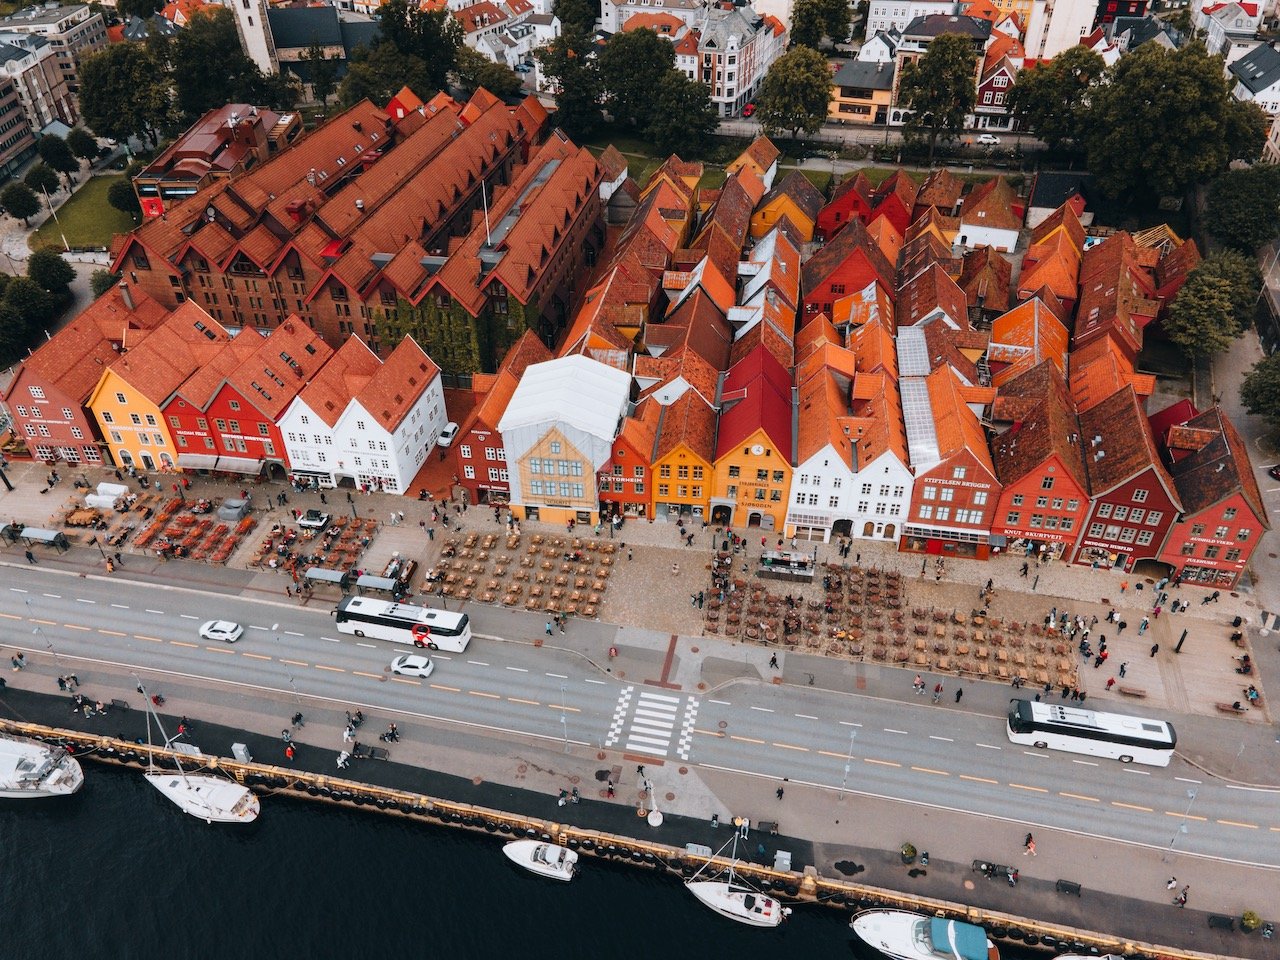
1, 764, 855, 960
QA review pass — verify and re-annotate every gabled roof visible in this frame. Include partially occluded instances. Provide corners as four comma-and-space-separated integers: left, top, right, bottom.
796, 368, 854, 468
873, 169, 921, 217
597, 144, 629, 183
865, 216, 903, 268
105, 302, 231, 407
802, 216, 896, 294
647, 288, 733, 372
1018, 229, 1081, 302
905, 205, 959, 246
1068, 335, 1156, 414
914, 168, 964, 215
716, 344, 792, 458
959, 176, 1021, 231
990, 362, 1088, 493
350, 336, 439, 432
1154, 238, 1202, 295
1027, 172, 1093, 212
1228, 39, 1280, 94
899, 263, 970, 328
469, 331, 554, 433
740, 225, 801, 310
5, 286, 169, 407
903, 12, 991, 39
828, 170, 873, 208
921, 363, 996, 473
832, 280, 894, 330
294, 336, 381, 428
1074, 231, 1159, 355
728, 300, 794, 371
732, 136, 780, 177
957, 246, 1010, 314
1162, 407, 1266, 524
759, 170, 823, 226
217, 318, 334, 419
653, 389, 718, 462
794, 311, 842, 365
1076, 386, 1180, 506
989, 297, 1068, 387
1029, 200, 1086, 249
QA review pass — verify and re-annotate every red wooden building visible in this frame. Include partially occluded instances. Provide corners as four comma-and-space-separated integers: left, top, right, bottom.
801, 217, 895, 319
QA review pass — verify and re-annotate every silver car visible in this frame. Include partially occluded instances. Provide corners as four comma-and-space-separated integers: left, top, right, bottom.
199, 620, 244, 643
391, 653, 435, 679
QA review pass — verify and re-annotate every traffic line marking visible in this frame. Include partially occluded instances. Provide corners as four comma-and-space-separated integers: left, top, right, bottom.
1059, 792, 1099, 803
551, 704, 582, 713
960, 775, 999, 784
1112, 801, 1153, 812
750, 706, 775, 713
505, 666, 529, 673
205, 646, 235, 655
730, 735, 765, 744
772, 742, 809, 752
62, 624, 91, 631
1165, 811, 1207, 821
74, 598, 95, 604
170, 640, 198, 649
864, 758, 901, 768
242, 653, 273, 661
31, 618, 56, 625
97, 630, 127, 637
351, 671, 382, 680
0, 613, 20, 620
817, 750, 848, 758
145, 609, 164, 614
284, 631, 305, 637
135, 635, 164, 643
911, 766, 949, 776
279, 658, 308, 666
1010, 783, 1049, 794
430, 684, 461, 693
469, 690, 501, 700
929, 736, 954, 742
314, 664, 345, 673
508, 697, 540, 706
390, 677, 421, 686
1216, 819, 1257, 829
794, 714, 818, 720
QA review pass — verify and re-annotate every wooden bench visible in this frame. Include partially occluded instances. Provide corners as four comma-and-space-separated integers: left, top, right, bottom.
1117, 685, 1148, 699
1215, 702, 1246, 715
109, 698, 131, 712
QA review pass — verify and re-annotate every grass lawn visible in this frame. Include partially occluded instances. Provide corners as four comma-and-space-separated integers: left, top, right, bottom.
29, 175, 138, 252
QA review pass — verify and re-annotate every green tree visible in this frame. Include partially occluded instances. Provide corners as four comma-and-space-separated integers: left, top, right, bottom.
554, 0, 597, 35
378, 0, 463, 92
899, 33, 977, 164
815, 0, 852, 44
1241, 352, 1280, 422
789, 0, 826, 49
1086, 42, 1269, 199
1206, 166, 1280, 252
1164, 271, 1241, 358
0, 182, 40, 226
645, 71, 719, 157
107, 179, 142, 219
0, 277, 56, 337
300, 39, 341, 107
1191, 250, 1261, 333
116, 0, 163, 18
536, 28, 603, 137
171, 8, 271, 120
37, 135, 79, 184
24, 163, 61, 197
1009, 44, 1105, 153
90, 269, 121, 299
27, 248, 75, 295
78, 42, 171, 146
338, 43, 436, 109
454, 45, 522, 99
65, 127, 100, 162
756, 45, 831, 138
599, 29, 674, 128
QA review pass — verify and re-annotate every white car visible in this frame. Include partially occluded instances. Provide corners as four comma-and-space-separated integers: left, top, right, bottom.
437, 422, 460, 448
297, 509, 330, 530
391, 653, 435, 679
199, 620, 244, 643
976, 133, 1001, 146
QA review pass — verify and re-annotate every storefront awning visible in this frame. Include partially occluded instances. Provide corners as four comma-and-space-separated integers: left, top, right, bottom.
212, 456, 265, 475
177, 454, 220, 471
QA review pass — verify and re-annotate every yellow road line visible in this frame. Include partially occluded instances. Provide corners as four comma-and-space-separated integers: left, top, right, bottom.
693, 727, 725, 737
864, 758, 901, 768
351, 671, 382, 680
469, 690, 501, 700
1059, 792, 1099, 803
242, 652, 273, 661
314, 664, 345, 673
134, 635, 164, 643
170, 640, 198, 649
960, 775, 999, 785
911, 766, 949, 776
1112, 801, 1153, 812
279, 658, 308, 666
31, 618, 56, 625
730, 735, 765, 744
205, 646, 235, 655
0, 613, 21, 620
97, 629, 127, 637
508, 697, 540, 706
390, 677, 421, 686
430, 683, 461, 693
549, 703, 582, 713
1217, 819, 1258, 829
1009, 783, 1049, 794
62, 624, 91, 631
817, 749, 848, 759
773, 742, 809, 752
1164, 811, 1207, 821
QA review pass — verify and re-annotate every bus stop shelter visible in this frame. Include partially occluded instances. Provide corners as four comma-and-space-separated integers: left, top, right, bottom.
21, 528, 70, 553
304, 566, 351, 593
356, 574, 405, 599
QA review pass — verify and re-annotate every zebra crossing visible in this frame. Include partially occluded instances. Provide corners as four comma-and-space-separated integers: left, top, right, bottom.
604, 685, 700, 760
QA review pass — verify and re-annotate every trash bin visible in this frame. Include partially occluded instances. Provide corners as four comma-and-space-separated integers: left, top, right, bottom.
232, 743, 252, 763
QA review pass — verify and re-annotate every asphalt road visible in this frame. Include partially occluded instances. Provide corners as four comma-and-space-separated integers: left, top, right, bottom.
3, 565, 1276, 867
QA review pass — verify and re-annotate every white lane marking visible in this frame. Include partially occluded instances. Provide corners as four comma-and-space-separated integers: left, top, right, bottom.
584, 678, 606, 685
1023, 751, 1049, 759
795, 714, 818, 720
975, 743, 1002, 750
626, 734, 670, 749
1072, 759, 1099, 766
467, 660, 490, 667
930, 736, 954, 742
9, 588, 28, 593
284, 631, 305, 637
505, 666, 529, 673
884, 728, 908, 735
248, 625, 270, 632
179, 614, 199, 620
110, 604, 128, 609
839, 721, 862, 727
75, 598, 96, 604
42, 594, 61, 599
322, 636, 341, 643
1225, 783, 1280, 793
545, 672, 568, 679
433, 654, 453, 660
145, 609, 164, 614
709, 699, 732, 706
1175, 777, 1203, 785
1124, 768, 1151, 776
750, 706, 775, 713
356, 642, 376, 649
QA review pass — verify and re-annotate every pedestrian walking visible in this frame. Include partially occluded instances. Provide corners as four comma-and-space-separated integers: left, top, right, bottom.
627, 548, 633, 561
343, 725, 354, 743
776, 786, 785, 800
606, 780, 615, 798
1166, 877, 1177, 889
292, 712, 304, 727
1150, 643, 1159, 657
114, 552, 124, 566
320, 492, 327, 504
1119, 662, 1127, 678
769, 653, 778, 669
671, 562, 679, 576
397, 511, 405, 525
1175, 885, 1189, 907
1024, 837, 1036, 857
545, 621, 553, 636
281, 729, 292, 744
954, 688, 964, 703
336, 750, 350, 769
1105, 677, 1116, 690
559, 615, 566, 635
1117, 620, 1127, 634
913, 674, 925, 694
286, 584, 292, 597
1138, 616, 1149, 634
285, 743, 296, 762
932, 683, 943, 704
427, 526, 434, 541
24, 549, 35, 564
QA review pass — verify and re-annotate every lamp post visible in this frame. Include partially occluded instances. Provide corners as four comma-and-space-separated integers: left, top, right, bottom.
559, 682, 568, 754
1164, 788, 1198, 862
39, 185, 69, 252
88, 535, 107, 560
839, 728, 858, 801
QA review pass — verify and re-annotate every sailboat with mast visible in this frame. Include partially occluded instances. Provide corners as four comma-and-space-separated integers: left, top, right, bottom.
685, 824, 791, 928
139, 682, 259, 825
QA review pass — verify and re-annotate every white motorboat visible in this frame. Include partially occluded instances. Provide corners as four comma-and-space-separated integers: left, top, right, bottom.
685, 829, 791, 928
851, 909, 999, 960
502, 839, 578, 881
0, 732, 83, 797
138, 681, 259, 824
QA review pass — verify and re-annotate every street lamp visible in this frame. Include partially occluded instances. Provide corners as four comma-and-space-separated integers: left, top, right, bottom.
1164, 788, 1198, 861
839, 728, 858, 801
88, 535, 107, 560
39, 185, 69, 252
559, 682, 568, 753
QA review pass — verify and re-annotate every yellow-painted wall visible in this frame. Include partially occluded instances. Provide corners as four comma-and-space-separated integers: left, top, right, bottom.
711, 428, 792, 530
513, 427, 600, 526
652, 446, 714, 518
86, 369, 180, 472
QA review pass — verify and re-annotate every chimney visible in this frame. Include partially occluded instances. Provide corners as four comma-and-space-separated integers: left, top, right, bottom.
118, 281, 134, 311
355, 199, 365, 211
307, 168, 318, 186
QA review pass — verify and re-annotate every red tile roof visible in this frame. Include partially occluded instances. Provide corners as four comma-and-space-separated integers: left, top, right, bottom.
957, 246, 1011, 314
106, 302, 232, 406
353, 336, 440, 433
990, 361, 1088, 491
654, 389, 718, 462
296, 336, 383, 428
1162, 406, 1266, 524
959, 176, 1022, 232
716, 344, 792, 458
1076, 386, 1180, 505
898, 263, 970, 328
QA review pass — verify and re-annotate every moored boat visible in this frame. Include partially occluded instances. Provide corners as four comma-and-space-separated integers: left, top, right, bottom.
685, 829, 791, 928
851, 909, 999, 960
0, 732, 83, 797
502, 839, 578, 881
